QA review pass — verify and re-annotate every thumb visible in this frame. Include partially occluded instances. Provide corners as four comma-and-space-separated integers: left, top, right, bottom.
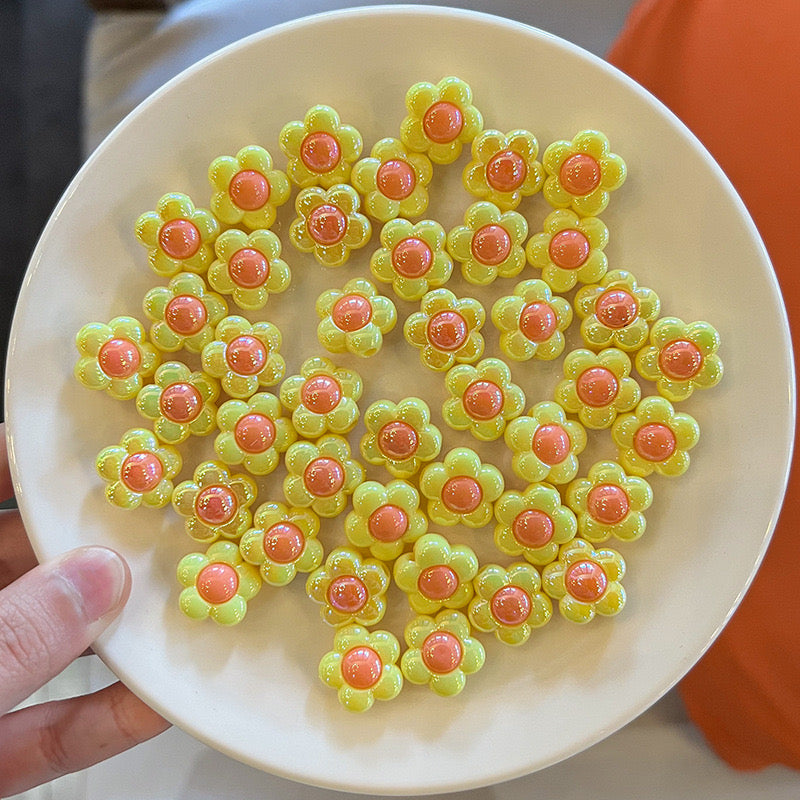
0, 546, 130, 714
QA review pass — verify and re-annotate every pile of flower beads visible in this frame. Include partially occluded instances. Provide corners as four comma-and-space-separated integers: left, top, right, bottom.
75, 76, 724, 712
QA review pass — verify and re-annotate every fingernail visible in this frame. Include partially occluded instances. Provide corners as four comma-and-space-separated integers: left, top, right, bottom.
56, 546, 130, 625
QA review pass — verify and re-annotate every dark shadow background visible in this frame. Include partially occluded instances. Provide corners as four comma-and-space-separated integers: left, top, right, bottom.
0, 0, 93, 414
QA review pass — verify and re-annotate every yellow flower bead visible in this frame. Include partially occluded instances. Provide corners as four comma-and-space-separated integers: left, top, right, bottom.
400, 76, 483, 165
463, 129, 544, 210
542, 130, 626, 215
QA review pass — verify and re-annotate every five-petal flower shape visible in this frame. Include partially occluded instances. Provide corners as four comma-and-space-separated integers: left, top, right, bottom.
208, 145, 290, 229
635, 317, 723, 402
491, 279, 573, 362
239, 501, 323, 587
369, 217, 453, 301
207, 228, 291, 311
201, 315, 285, 398
96, 428, 181, 509
446, 201, 528, 285
565, 460, 653, 544
171, 460, 257, 543
143, 272, 228, 353
468, 562, 552, 645
177, 540, 261, 626
463, 128, 545, 210
419, 447, 504, 528
612, 396, 700, 477
400, 76, 483, 165
494, 483, 578, 566
542, 130, 626, 216
283, 435, 364, 518
279, 105, 363, 189
135, 192, 219, 277
289, 184, 371, 267
554, 348, 641, 430
306, 547, 390, 627
360, 397, 442, 479
404, 288, 486, 371
400, 610, 485, 696
574, 269, 661, 352
319, 625, 403, 712
351, 137, 433, 221
135, 360, 219, 444
526, 209, 609, 293
214, 392, 296, 476
344, 478, 428, 561
442, 357, 526, 441
542, 538, 626, 624
75, 316, 160, 400
504, 401, 587, 484
316, 278, 397, 358
280, 356, 362, 439
393, 533, 478, 615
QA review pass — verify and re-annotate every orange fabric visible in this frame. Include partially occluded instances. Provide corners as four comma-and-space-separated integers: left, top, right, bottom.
607, 0, 800, 771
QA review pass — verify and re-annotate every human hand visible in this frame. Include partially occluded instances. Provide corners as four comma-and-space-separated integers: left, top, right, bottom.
0, 424, 170, 797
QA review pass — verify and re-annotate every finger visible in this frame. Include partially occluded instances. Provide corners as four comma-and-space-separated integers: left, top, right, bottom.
0, 680, 170, 797
0, 509, 38, 591
0, 546, 130, 714
0, 423, 13, 502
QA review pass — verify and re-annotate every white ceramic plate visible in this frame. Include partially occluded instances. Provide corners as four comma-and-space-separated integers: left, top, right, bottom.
6, 6, 794, 796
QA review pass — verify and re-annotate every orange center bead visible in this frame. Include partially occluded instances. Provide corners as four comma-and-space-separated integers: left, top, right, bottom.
634, 422, 677, 462
565, 560, 608, 603
422, 101, 464, 144
341, 645, 382, 690
512, 509, 555, 548
98, 338, 141, 379
595, 288, 639, 329
376, 159, 416, 200
159, 382, 202, 423
533, 423, 571, 465
391, 237, 433, 278
332, 294, 373, 332
421, 631, 463, 674
301, 374, 342, 414
548, 228, 591, 269
519, 302, 557, 343
659, 339, 704, 380
367, 504, 409, 542
486, 150, 527, 192
263, 522, 305, 564
229, 169, 270, 210
195, 485, 238, 526
587, 484, 629, 524
327, 575, 369, 614
228, 248, 270, 288
234, 413, 275, 454
427, 310, 468, 351
559, 153, 601, 196
303, 457, 345, 498
576, 366, 619, 407
441, 476, 483, 514
299, 131, 341, 174
417, 564, 459, 601
120, 452, 163, 493
463, 380, 504, 421
470, 224, 512, 266
165, 295, 207, 336
158, 218, 201, 259
491, 585, 532, 626
377, 421, 419, 460
225, 335, 267, 375
307, 204, 347, 246
196, 562, 239, 605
